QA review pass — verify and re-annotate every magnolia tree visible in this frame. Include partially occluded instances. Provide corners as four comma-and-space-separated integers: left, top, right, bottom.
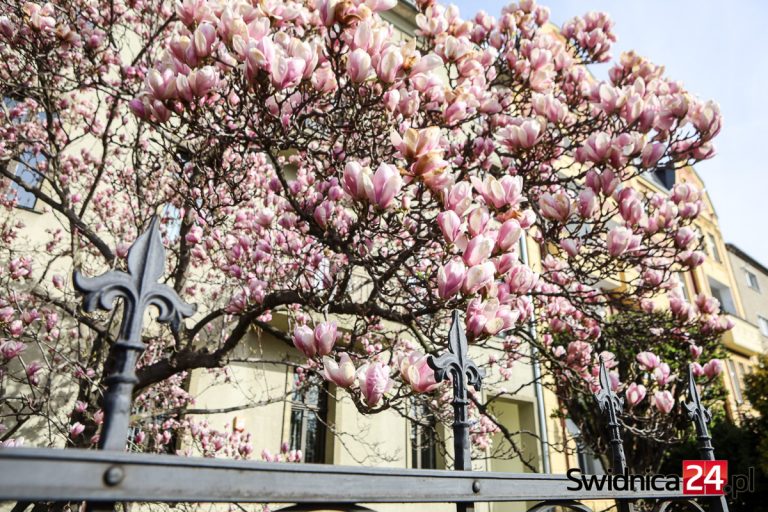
0, 0, 729, 470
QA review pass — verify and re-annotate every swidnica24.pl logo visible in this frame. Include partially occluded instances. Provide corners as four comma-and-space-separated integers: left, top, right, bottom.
565, 460, 729, 494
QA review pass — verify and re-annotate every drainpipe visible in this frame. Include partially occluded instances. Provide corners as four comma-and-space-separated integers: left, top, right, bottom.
520, 235, 551, 473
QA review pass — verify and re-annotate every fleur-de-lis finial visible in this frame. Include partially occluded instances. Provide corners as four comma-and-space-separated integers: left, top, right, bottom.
684, 364, 714, 460
684, 365, 729, 512
74, 216, 196, 451
428, 311, 484, 472
594, 357, 627, 475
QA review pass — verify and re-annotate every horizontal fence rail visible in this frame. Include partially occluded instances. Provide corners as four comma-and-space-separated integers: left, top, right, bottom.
0, 447, 718, 504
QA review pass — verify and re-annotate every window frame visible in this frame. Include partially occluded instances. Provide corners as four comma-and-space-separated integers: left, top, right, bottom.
288, 374, 328, 464
745, 269, 761, 292
3, 96, 45, 211
758, 315, 768, 337
7, 156, 43, 210
409, 398, 438, 470
707, 234, 721, 263
726, 359, 744, 404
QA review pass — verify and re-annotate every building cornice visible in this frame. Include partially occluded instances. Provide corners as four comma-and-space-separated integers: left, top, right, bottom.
726, 242, 768, 277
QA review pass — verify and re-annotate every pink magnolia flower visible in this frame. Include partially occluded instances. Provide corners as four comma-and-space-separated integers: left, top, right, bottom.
445, 181, 472, 215
538, 192, 571, 223
494, 253, 517, 275
653, 391, 675, 414
357, 362, 392, 407
364, 163, 402, 210
560, 238, 581, 257
23, 2, 56, 32
365, 0, 398, 13
0, 306, 13, 322
636, 351, 661, 370
506, 265, 536, 294
463, 235, 494, 267
576, 132, 611, 163
9, 320, 23, 337
193, 22, 216, 58
497, 219, 522, 252
342, 162, 369, 200
674, 227, 697, 249
532, 93, 568, 124
437, 210, 462, 243
625, 383, 646, 407
377, 46, 403, 83
691, 362, 705, 377
187, 67, 219, 97
616, 188, 644, 225
410, 53, 443, 75
314, 322, 339, 356
147, 68, 177, 100
26, 361, 44, 386
463, 261, 495, 294
323, 353, 356, 388
585, 169, 620, 196
313, 201, 333, 228
606, 226, 633, 257
392, 127, 442, 161
500, 119, 542, 149
702, 359, 723, 379
403, 355, 439, 393
0, 16, 13, 39
641, 142, 665, 167
270, 55, 306, 89
695, 294, 719, 315
116, 242, 130, 258
653, 363, 672, 386
52, 274, 65, 289
577, 188, 598, 219
347, 48, 372, 83
69, 422, 85, 438
467, 207, 490, 237
437, 259, 466, 299
292, 324, 317, 357
689, 345, 703, 360
185, 226, 203, 245
0, 340, 26, 360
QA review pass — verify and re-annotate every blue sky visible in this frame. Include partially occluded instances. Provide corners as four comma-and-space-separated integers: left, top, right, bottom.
450, 0, 768, 266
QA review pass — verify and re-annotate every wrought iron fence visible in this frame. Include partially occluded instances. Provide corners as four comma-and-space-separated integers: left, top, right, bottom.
0, 219, 729, 512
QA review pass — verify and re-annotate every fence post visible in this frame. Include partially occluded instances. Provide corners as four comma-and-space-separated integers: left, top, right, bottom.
428, 311, 484, 512
684, 365, 729, 512
73, 216, 196, 508
594, 357, 633, 512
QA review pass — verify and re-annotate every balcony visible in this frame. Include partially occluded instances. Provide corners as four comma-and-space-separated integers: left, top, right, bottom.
722, 314, 765, 356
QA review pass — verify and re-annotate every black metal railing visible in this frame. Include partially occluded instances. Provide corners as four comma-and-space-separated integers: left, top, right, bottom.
0, 219, 729, 512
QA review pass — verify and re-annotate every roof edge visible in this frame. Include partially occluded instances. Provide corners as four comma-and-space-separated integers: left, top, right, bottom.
726, 242, 768, 277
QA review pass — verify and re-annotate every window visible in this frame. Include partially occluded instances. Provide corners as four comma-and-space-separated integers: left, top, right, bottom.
7, 153, 42, 209
651, 166, 675, 190
746, 270, 760, 292
675, 273, 691, 301
758, 316, 768, 337
726, 360, 743, 404
161, 203, 183, 241
289, 374, 328, 463
410, 398, 437, 469
707, 234, 721, 263
708, 278, 737, 316
3, 97, 44, 210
